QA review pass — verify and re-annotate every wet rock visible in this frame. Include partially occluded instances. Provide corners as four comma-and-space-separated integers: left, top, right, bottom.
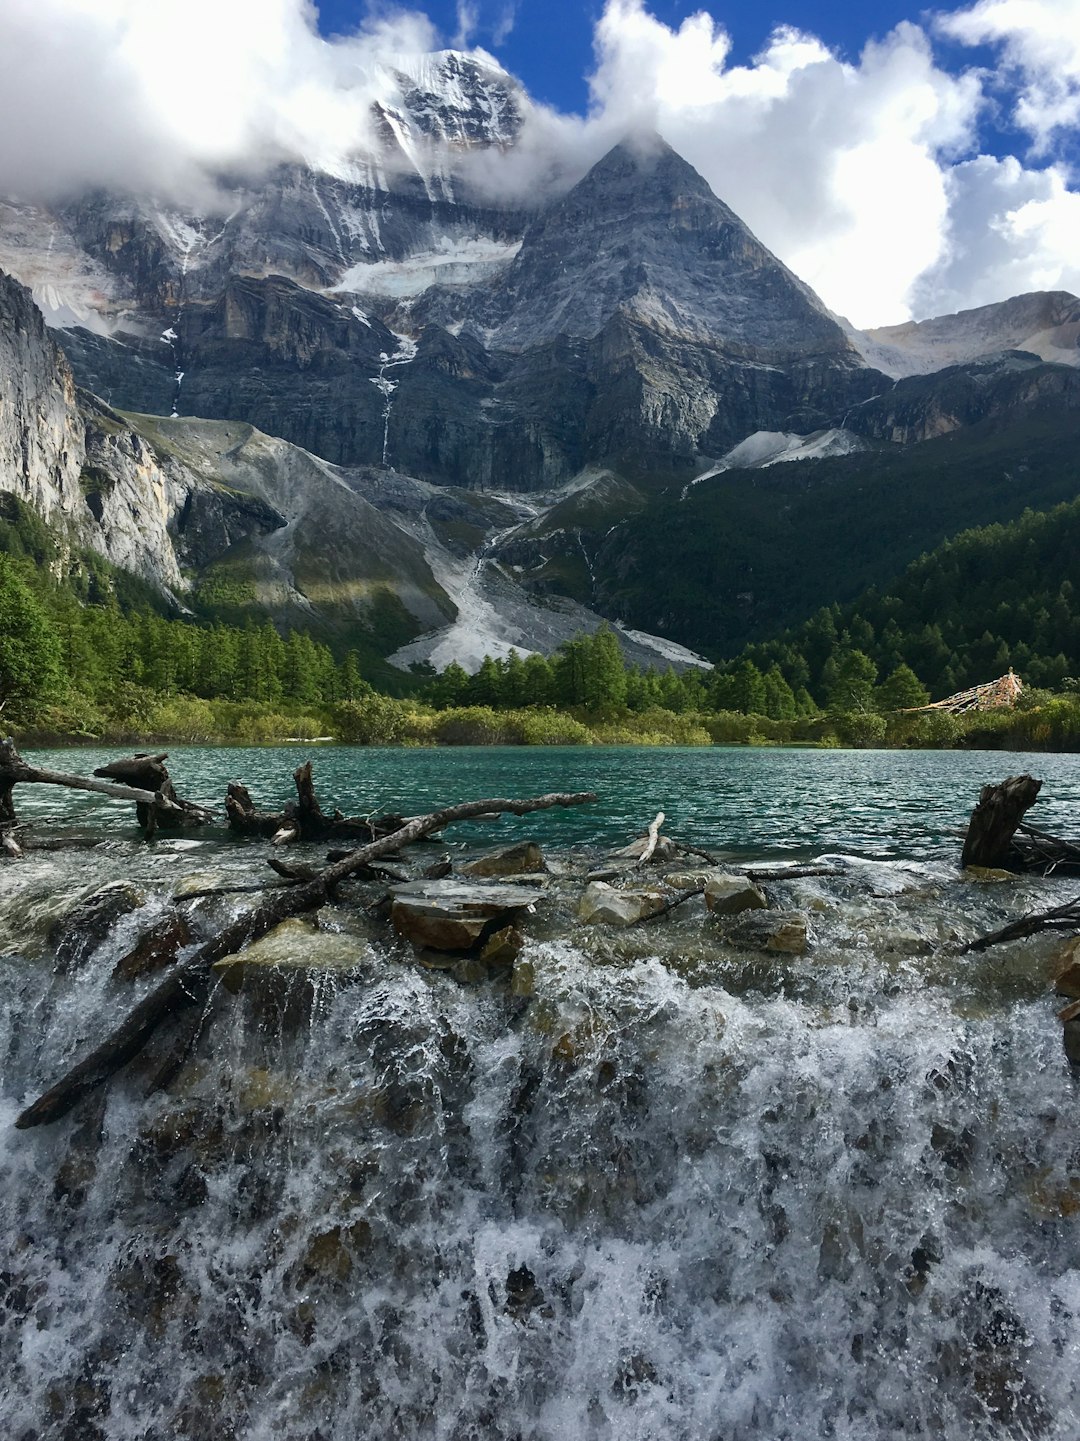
49, 882, 144, 973
511, 953, 536, 997
213, 918, 370, 996
703, 873, 768, 916
478, 924, 524, 966
716, 910, 809, 954
504, 1264, 553, 1323
610, 835, 677, 864
664, 868, 721, 890
172, 870, 231, 899
389, 880, 539, 952
1053, 937, 1080, 998
1063, 1016, 1080, 1067
459, 842, 544, 877
931, 1122, 977, 1171
578, 881, 668, 927
112, 911, 192, 981
962, 866, 1020, 883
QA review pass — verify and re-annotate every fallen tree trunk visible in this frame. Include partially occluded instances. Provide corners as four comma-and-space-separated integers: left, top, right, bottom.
226, 764, 405, 845
94, 752, 213, 835
1008, 822, 1080, 877
961, 774, 1042, 871
15, 788, 596, 1129
0, 738, 185, 820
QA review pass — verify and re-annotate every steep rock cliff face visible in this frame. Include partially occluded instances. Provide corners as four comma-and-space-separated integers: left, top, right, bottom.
4, 125, 893, 491
844, 352, 1080, 445
852, 292, 1080, 378
0, 271, 285, 598
0, 269, 85, 521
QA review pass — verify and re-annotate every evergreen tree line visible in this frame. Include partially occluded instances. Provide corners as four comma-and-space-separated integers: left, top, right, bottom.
733, 499, 1080, 705
421, 629, 932, 722
0, 547, 370, 719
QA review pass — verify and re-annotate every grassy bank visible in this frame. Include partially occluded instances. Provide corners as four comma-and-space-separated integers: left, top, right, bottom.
13, 688, 1080, 752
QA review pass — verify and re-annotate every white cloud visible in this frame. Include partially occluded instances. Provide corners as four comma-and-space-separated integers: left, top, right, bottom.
0, 0, 1077, 325
0, 0, 440, 202
937, 0, 1080, 151
578, 3, 985, 323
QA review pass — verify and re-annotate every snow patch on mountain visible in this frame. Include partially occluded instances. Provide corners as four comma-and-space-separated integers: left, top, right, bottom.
331, 237, 521, 297
682, 428, 866, 497
0, 201, 127, 333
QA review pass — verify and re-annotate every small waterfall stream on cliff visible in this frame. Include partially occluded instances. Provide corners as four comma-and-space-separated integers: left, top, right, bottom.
2, 747, 1080, 1439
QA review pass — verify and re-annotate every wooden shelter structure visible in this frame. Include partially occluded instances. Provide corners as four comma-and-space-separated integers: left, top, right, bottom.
906, 669, 1023, 715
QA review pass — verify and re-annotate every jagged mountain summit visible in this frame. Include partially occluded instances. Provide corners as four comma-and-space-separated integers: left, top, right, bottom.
2, 49, 1079, 672
3, 102, 896, 489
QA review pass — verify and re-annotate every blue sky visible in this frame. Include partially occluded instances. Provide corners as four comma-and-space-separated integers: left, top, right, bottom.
315, 0, 1025, 153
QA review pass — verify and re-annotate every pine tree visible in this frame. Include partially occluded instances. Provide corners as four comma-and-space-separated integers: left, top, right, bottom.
0, 555, 62, 715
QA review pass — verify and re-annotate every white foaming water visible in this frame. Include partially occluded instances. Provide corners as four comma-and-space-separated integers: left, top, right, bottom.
2, 750, 1080, 1438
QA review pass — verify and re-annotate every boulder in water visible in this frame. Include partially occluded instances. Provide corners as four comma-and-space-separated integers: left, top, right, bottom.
1053, 938, 1080, 998
578, 881, 668, 927
703, 873, 768, 916
717, 909, 809, 954
49, 882, 144, 973
390, 880, 540, 952
113, 911, 193, 981
459, 842, 545, 878
213, 918, 370, 994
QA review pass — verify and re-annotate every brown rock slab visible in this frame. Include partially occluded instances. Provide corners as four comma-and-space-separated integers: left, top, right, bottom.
389, 880, 540, 953
459, 842, 544, 878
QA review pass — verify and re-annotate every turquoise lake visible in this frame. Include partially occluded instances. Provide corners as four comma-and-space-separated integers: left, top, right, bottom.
19, 742, 1080, 860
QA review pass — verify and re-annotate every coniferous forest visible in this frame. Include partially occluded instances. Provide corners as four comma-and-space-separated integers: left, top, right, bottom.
4, 484, 1080, 750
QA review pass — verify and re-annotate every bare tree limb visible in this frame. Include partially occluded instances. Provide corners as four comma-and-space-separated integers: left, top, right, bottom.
636, 811, 665, 868
962, 895, 1080, 953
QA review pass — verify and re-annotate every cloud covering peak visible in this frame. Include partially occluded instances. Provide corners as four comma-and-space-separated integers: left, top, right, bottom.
0, 0, 1077, 326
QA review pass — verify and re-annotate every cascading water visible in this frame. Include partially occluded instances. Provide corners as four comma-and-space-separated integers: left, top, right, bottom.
370, 336, 419, 467
2, 747, 1080, 1440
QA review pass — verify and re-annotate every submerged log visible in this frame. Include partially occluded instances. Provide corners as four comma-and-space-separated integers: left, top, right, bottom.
226, 765, 405, 845
1009, 823, 1080, 877
15, 788, 596, 1128
961, 775, 1043, 871
0, 739, 211, 841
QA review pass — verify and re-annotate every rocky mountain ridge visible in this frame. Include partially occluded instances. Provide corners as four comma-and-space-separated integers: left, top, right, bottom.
0, 268, 715, 673
2, 52, 1079, 671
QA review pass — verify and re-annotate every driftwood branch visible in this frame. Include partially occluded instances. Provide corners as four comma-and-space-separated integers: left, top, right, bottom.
226, 764, 404, 846
15, 789, 596, 1129
636, 811, 665, 867
962, 895, 1080, 953
1, 746, 183, 812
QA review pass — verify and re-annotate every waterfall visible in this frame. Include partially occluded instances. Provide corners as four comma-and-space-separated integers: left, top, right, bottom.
370, 336, 419, 468
2, 749, 1079, 1440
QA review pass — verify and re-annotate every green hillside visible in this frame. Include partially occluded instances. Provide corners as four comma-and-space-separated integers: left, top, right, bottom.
596, 410, 1080, 658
